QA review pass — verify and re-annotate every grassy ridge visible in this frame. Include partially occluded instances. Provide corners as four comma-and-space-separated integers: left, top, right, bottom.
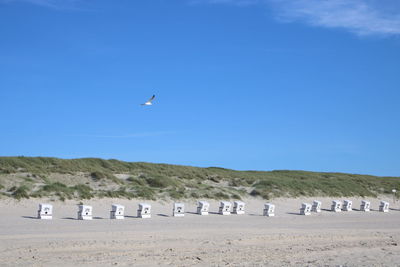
0, 156, 399, 201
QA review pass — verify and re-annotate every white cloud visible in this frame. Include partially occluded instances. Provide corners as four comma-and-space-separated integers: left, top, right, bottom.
5, 0, 400, 36
193, 0, 400, 36
270, 0, 400, 36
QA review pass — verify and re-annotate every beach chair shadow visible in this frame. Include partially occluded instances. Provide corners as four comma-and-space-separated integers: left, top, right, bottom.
124, 215, 138, 219
186, 211, 198, 215
321, 208, 332, 212
157, 214, 169, 217
22, 216, 38, 219
93, 217, 103, 220
61, 217, 76, 220
286, 212, 301, 216
248, 213, 262, 216
389, 208, 400, 211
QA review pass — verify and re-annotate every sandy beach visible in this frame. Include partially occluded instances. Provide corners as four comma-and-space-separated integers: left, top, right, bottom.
0, 197, 399, 266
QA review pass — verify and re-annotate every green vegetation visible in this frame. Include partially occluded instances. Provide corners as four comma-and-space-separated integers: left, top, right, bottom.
30, 182, 94, 201
0, 156, 399, 201
98, 186, 136, 199
90, 171, 122, 184
10, 185, 30, 200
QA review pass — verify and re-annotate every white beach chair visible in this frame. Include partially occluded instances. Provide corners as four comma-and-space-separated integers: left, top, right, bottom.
219, 201, 232, 215
78, 205, 93, 220
331, 200, 342, 212
342, 200, 352, 211
379, 201, 389, 212
137, 203, 151, 218
233, 201, 245, 215
197, 201, 210, 215
360, 200, 370, 212
263, 203, 275, 217
312, 200, 321, 213
110, 204, 124, 219
300, 203, 311, 215
37, 203, 53, 220
173, 203, 185, 217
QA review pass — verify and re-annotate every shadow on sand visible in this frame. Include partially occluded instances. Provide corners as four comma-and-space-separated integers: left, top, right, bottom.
321, 208, 333, 212
286, 212, 302, 216
22, 216, 38, 219
124, 215, 138, 219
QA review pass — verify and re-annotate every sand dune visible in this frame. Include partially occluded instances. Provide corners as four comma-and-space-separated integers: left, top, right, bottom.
0, 197, 399, 266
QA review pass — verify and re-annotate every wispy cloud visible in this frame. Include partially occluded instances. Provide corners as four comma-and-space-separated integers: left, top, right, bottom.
0, 0, 82, 10
68, 131, 176, 139
6, 0, 400, 36
194, 0, 400, 36
270, 0, 400, 36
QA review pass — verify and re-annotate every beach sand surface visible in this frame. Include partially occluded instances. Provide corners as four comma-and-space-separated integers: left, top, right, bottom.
0, 197, 399, 266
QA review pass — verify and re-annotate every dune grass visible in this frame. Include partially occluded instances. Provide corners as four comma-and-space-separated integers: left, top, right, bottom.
0, 156, 399, 201
31, 182, 94, 201
10, 185, 30, 200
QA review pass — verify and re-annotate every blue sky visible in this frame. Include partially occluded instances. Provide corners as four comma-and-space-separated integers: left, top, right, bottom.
0, 0, 399, 176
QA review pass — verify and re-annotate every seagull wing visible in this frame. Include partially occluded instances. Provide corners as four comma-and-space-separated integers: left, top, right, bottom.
148, 94, 155, 102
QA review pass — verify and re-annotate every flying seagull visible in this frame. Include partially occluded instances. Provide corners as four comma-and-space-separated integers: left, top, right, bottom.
141, 95, 155, 106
